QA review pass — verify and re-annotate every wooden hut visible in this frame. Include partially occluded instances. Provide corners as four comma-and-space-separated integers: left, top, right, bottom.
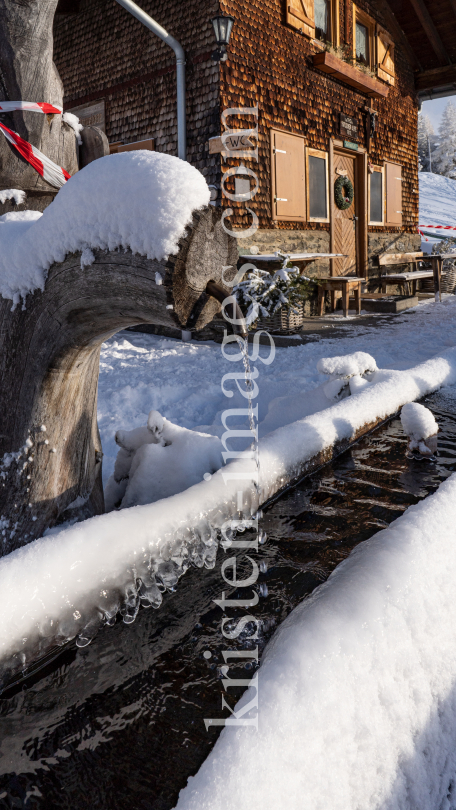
53, 0, 456, 279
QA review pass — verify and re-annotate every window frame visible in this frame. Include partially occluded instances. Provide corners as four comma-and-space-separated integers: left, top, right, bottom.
306, 147, 330, 223
271, 129, 307, 222
368, 165, 384, 225
353, 5, 376, 71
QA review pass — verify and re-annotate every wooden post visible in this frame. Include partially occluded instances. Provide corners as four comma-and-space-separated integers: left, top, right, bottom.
0, 0, 107, 216
0, 207, 238, 555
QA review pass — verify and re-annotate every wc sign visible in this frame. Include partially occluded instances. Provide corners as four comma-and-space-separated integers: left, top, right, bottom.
208, 132, 256, 154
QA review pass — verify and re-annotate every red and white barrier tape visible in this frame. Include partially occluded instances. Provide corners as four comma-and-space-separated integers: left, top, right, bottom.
0, 101, 70, 189
0, 121, 70, 189
0, 101, 62, 115
419, 225, 456, 231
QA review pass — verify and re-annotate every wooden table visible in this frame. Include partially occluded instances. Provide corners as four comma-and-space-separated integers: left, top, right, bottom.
241, 252, 347, 273
318, 276, 364, 318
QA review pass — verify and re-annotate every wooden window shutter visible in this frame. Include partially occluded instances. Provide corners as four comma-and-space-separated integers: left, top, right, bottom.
271, 130, 306, 221
377, 27, 395, 85
385, 162, 402, 226
286, 0, 315, 38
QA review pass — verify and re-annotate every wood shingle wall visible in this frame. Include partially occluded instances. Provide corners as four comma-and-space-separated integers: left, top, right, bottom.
54, 0, 222, 184
219, 0, 419, 266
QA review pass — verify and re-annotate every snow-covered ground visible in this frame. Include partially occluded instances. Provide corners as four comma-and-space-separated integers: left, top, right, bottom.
419, 172, 456, 250
98, 295, 456, 483
176, 471, 456, 810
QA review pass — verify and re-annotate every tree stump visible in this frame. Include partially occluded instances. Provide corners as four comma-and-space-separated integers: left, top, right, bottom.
0, 206, 238, 556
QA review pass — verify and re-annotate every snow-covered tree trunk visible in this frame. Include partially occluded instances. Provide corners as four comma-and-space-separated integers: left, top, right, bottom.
0, 207, 238, 556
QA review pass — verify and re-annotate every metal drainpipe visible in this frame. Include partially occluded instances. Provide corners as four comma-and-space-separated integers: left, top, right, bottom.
114, 0, 186, 161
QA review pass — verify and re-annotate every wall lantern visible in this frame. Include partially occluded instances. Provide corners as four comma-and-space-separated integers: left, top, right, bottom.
211, 14, 235, 61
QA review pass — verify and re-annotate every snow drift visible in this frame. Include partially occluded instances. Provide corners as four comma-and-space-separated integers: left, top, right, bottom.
104, 409, 224, 511
0, 151, 210, 304
176, 472, 456, 810
2, 347, 456, 681
419, 172, 456, 228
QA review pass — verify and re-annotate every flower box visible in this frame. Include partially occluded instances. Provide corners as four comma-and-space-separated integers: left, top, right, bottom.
313, 51, 389, 99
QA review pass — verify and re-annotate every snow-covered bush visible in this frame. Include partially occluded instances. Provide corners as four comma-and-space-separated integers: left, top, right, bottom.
105, 409, 224, 510
400, 402, 438, 456
233, 254, 315, 327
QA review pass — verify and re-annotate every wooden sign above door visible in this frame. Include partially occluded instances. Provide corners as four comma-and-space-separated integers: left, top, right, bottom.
340, 114, 358, 141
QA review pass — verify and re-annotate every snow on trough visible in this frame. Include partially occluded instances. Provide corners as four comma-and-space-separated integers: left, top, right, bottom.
0, 151, 210, 304
175, 472, 456, 810
1, 346, 456, 677
401, 401, 438, 439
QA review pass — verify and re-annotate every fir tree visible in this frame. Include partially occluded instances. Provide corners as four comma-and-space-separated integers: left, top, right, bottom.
417, 113, 436, 172
432, 101, 456, 178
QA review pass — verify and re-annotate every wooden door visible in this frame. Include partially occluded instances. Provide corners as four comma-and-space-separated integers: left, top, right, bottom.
332, 152, 358, 276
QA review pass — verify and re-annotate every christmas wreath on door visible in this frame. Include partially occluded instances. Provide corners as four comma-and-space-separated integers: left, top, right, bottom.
334, 175, 354, 210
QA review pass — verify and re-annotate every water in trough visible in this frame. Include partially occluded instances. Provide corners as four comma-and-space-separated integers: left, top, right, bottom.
1, 388, 456, 810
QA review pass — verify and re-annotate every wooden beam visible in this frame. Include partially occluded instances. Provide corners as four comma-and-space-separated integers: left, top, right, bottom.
415, 64, 456, 91
408, 0, 452, 66
375, 0, 421, 71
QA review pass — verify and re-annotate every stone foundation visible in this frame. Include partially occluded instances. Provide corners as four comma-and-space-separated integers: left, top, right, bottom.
368, 232, 421, 278
236, 229, 331, 278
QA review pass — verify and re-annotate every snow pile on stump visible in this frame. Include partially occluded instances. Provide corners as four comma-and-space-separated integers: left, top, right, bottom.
0, 151, 210, 304
176, 473, 456, 810
105, 409, 224, 510
401, 402, 439, 455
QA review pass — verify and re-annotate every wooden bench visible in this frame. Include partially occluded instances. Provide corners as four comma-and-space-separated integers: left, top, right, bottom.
318, 276, 363, 318
377, 251, 442, 299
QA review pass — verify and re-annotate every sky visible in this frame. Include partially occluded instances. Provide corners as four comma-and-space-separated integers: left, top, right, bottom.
421, 97, 456, 133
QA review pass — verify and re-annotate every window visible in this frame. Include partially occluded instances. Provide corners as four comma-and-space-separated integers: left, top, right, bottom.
353, 6, 376, 70
369, 166, 384, 225
315, 0, 330, 41
385, 162, 402, 226
306, 148, 329, 222
377, 27, 395, 85
286, 0, 339, 44
271, 130, 306, 221
356, 21, 369, 65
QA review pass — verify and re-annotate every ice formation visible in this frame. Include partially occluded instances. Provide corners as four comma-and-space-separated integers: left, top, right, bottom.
176, 473, 456, 810
0, 151, 210, 304
401, 401, 439, 455
104, 409, 224, 511
0, 347, 455, 680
